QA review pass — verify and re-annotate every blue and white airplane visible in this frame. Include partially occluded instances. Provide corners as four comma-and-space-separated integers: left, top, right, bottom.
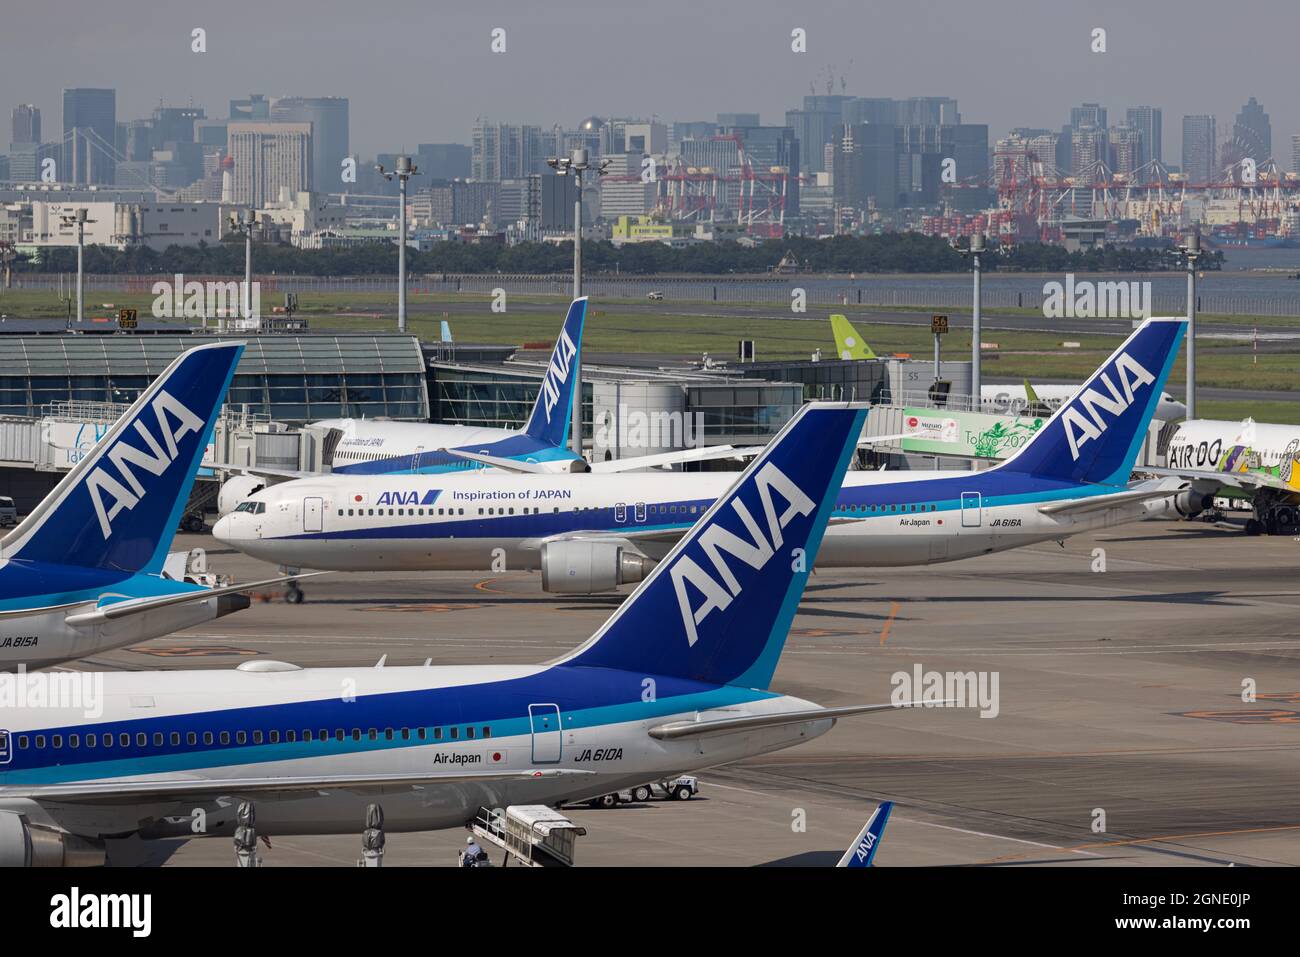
214, 319, 1196, 598
837, 801, 893, 868
216, 297, 756, 515
0, 342, 303, 671
0, 403, 925, 865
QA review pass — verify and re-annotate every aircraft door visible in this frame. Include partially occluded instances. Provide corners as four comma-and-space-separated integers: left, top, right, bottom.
528, 703, 562, 764
304, 496, 323, 533
960, 492, 982, 528
634, 502, 647, 523
412, 446, 424, 473
615, 503, 627, 524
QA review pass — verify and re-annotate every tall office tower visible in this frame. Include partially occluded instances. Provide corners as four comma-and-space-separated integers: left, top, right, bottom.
896, 97, 960, 126
1070, 125, 1108, 179
1181, 115, 1217, 183
228, 122, 313, 206
472, 122, 549, 181
270, 96, 349, 195
1233, 97, 1271, 162
623, 122, 667, 156
1070, 103, 1108, 131
230, 94, 270, 121
62, 88, 117, 184
717, 112, 760, 128
1126, 106, 1162, 167
668, 121, 715, 156
11, 104, 40, 144
1292, 134, 1300, 175
1109, 125, 1143, 177
833, 122, 897, 212
599, 153, 657, 219
415, 143, 471, 180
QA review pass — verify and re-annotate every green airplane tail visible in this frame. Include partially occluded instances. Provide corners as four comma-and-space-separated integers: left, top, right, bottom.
830, 314, 877, 360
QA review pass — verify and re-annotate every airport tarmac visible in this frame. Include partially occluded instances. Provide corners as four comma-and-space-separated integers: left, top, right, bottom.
80, 521, 1300, 867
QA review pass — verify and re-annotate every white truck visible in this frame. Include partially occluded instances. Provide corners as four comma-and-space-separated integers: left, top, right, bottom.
587, 776, 699, 809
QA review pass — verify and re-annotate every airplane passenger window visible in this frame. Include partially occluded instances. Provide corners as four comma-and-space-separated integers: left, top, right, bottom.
384, 729, 394, 740
35, 736, 45, 749
466, 727, 475, 739
70, 734, 80, 748
401, 728, 410, 740
187, 732, 197, 745
450, 727, 459, 739
203, 732, 213, 745
434, 728, 443, 740
87, 734, 97, 747
417, 728, 427, 740
170, 732, 180, 746
252, 731, 263, 745
337, 509, 343, 516
219, 732, 230, 745
482, 727, 491, 738
367, 729, 377, 740
120, 733, 130, 747
351, 729, 361, 741
52, 735, 63, 748
136, 733, 146, 747
336, 730, 345, 742
18, 736, 29, 749
348, 509, 354, 516
458, 508, 464, 515
269, 731, 279, 744
284, 731, 294, 743
236, 732, 247, 745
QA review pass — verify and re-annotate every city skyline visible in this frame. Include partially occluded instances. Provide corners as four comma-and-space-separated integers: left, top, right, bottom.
2, 0, 1297, 160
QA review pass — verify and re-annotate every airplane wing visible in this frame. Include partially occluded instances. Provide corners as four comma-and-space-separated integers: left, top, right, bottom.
1036, 486, 1181, 517
519, 528, 688, 557
588, 445, 764, 473
1, 767, 593, 803
647, 702, 938, 740
437, 448, 578, 475
62, 573, 329, 626
1141, 466, 1290, 492
211, 462, 315, 483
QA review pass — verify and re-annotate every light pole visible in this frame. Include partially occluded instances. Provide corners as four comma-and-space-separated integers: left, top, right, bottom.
969, 231, 984, 408
59, 208, 92, 325
376, 157, 419, 333
546, 148, 609, 456
229, 208, 256, 323
1180, 229, 1202, 419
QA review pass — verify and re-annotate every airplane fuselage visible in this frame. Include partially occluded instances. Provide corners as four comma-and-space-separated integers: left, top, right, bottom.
0, 662, 829, 840
215, 467, 1166, 575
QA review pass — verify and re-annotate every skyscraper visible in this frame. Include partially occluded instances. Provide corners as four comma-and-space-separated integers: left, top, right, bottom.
228, 122, 312, 206
1181, 115, 1217, 183
1233, 97, 1271, 163
1125, 106, 1162, 167
62, 88, 117, 184
11, 104, 40, 145
270, 96, 349, 195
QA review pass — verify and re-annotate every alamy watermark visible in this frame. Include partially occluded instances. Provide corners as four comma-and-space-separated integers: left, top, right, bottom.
1042, 274, 1151, 320
595, 404, 707, 451
890, 664, 1000, 718
0, 665, 103, 718
151, 273, 260, 320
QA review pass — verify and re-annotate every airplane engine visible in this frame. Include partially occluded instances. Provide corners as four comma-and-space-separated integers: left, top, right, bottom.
1173, 486, 1217, 518
217, 475, 266, 517
0, 812, 105, 867
540, 541, 656, 594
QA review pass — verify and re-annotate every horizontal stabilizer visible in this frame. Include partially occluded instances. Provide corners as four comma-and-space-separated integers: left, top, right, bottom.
647, 702, 926, 740
63, 572, 329, 626
1036, 485, 1179, 517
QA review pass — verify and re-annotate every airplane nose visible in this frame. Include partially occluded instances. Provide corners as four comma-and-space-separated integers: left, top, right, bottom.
212, 514, 235, 544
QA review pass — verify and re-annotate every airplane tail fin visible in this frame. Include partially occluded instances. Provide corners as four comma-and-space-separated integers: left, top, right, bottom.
837, 801, 893, 867
522, 297, 587, 449
0, 342, 244, 574
992, 318, 1185, 486
440, 320, 453, 344
830, 314, 877, 360
561, 402, 867, 689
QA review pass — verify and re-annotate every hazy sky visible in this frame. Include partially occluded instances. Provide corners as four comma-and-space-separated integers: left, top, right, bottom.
3, 0, 1294, 162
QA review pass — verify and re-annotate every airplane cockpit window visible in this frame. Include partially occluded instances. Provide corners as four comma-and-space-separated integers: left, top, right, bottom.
233, 501, 267, 515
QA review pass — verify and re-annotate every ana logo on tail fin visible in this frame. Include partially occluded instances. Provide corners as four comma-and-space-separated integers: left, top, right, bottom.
1, 342, 244, 574
993, 318, 1185, 486
837, 801, 893, 867
523, 298, 587, 449
561, 403, 866, 689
